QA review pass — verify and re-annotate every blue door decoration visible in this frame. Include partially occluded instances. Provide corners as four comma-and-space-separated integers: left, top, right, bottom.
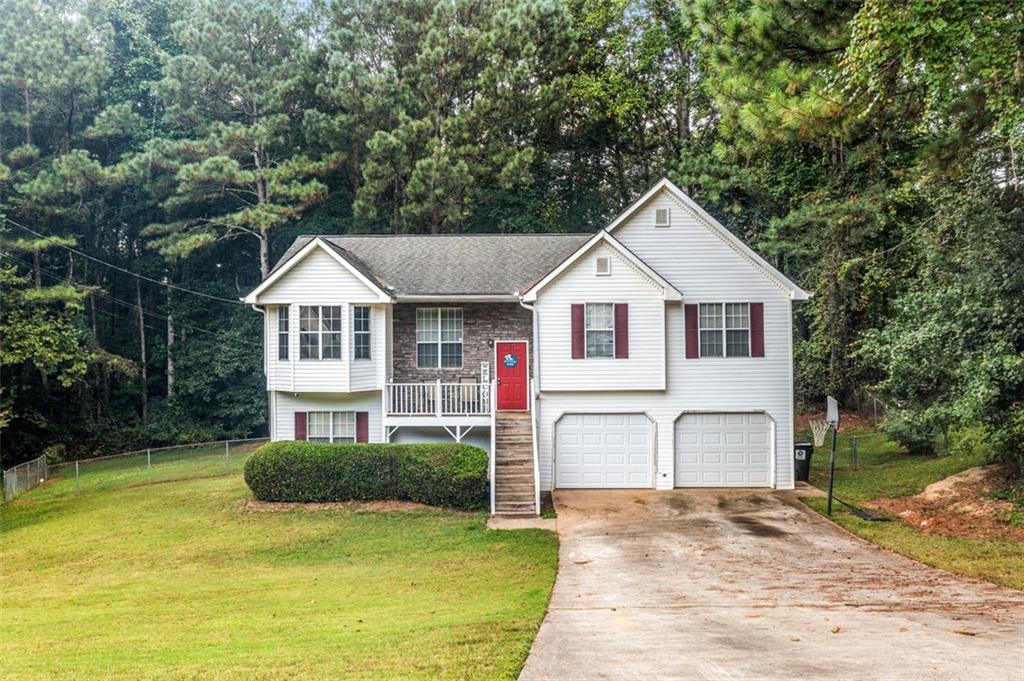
503, 353, 518, 368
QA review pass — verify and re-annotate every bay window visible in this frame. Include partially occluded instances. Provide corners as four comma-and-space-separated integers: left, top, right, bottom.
299, 305, 342, 360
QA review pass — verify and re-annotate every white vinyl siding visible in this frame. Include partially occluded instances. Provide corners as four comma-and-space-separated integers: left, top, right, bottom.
535, 243, 665, 391
535, 187, 795, 491
261, 248, 386, 394
272, 391, 381, 442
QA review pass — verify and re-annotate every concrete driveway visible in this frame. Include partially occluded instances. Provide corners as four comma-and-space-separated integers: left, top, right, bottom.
519, 489, 1024, 681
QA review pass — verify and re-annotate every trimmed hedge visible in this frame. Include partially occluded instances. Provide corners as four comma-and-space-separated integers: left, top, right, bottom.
244, 441, 489, 509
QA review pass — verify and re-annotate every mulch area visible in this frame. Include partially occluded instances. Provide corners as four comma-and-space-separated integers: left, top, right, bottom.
244, 498, 474, 515
869, 465, 1024, 542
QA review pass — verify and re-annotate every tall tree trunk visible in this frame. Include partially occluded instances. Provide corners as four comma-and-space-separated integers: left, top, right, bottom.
167, 309, 175, 398
22, 84, 32, 146
32, 250, 41, 288
135, 279, 148, 422
258, 232, 270, 280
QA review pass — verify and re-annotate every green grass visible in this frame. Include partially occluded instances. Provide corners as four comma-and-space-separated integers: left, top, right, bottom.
801, 428, 1023, 590
1, 464, 558, 679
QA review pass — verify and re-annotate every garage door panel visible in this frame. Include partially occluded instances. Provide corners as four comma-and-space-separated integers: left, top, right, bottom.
675, 413, 772, 488
556, 413, 652, 489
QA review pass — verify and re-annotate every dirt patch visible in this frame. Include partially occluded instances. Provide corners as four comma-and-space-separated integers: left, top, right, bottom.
728, 514, 790, 538
795, 411, 873, 434
870, 466, 1024, 541
244, 499, 473, 515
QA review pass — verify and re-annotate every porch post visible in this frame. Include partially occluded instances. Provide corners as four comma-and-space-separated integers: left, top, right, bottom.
435, 379, 442, 417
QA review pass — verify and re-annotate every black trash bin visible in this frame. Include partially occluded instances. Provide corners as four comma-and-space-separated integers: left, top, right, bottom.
794, 442, 814, 482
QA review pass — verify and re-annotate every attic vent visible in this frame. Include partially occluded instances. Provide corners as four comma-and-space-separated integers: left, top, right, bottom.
655, 208, 670, 227
595, 256, 611, 276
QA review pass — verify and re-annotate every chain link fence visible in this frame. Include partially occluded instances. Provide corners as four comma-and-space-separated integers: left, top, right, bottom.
2, 438, 268, 504
2, 455, 49, 502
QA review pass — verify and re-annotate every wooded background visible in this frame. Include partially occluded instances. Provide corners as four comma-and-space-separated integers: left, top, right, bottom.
1, 0, 1021, 471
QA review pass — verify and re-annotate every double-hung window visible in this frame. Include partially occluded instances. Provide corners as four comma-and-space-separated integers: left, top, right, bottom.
416, 307, 463, 368
699, 303, 750, 357
307, 411, 355, 443
585, 303, 614, 358
353, 306, 371, 360
299, 305, 342, 360
278, 307, 289, 360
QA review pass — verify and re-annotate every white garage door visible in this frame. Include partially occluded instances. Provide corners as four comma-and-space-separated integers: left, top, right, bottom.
556, 414, 652, 488
675, 413, 772, 487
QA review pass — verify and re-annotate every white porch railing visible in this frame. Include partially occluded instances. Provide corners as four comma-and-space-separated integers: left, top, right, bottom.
386, 381, 491, 417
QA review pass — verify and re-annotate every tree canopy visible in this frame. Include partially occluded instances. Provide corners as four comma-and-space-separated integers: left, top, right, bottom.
1, 0, 1021, 471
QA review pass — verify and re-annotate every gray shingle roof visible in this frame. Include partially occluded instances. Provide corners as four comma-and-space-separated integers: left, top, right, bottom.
268, 233, 593, 297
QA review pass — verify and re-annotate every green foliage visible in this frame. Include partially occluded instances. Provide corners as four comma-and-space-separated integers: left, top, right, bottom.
244, 441, 489, 509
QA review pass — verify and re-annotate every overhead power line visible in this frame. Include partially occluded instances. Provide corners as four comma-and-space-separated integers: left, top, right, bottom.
0, 251, 262, 349
2, 217, 246, 305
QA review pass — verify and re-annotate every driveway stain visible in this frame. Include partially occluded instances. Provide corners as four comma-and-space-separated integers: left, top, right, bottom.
728, 514, 790, 537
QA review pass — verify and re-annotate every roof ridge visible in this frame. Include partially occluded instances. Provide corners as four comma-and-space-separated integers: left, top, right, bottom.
303, 232, 593, 239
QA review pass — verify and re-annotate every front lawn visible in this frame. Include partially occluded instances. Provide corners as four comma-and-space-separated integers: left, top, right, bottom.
1, 472, 558, 679
802, 428, 1023, 590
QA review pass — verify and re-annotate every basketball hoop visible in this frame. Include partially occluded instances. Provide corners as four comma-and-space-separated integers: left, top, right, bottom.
810, 419, 830, 447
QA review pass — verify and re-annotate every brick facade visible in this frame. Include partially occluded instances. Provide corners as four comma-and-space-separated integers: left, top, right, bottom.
390, 303, 533, 383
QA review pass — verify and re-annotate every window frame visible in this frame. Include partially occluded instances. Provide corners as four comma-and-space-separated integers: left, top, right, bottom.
299, 305, 343, 361
277, 306, 290, 361
306, 411, 356, 443
584, 302, 615, 359
416, 307, 463, 369
352, 305, 371, 361
698, 302, 751, 358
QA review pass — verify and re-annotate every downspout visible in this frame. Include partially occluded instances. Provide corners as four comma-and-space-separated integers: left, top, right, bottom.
518, 295, 541, 515
250, 303, 272, 440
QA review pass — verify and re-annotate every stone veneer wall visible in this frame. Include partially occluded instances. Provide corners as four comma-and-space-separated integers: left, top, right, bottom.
390, 303, 533, 383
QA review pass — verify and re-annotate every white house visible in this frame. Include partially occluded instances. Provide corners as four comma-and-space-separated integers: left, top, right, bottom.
244, 179, 810, 515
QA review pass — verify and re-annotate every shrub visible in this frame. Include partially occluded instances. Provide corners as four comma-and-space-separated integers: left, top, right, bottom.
244, 441, 489, 509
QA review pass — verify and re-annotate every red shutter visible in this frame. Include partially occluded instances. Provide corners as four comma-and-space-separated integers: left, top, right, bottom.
614, 303, 629, 358
294, 412, 307, 441
750, 302, 765, 357
685, 304, 699, 358
356, 412, 369, 443
571, 304, 585, 359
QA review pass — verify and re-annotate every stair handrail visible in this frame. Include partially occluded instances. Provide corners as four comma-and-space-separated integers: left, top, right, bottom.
489, 379, 496, 515
529, 377, 540, 515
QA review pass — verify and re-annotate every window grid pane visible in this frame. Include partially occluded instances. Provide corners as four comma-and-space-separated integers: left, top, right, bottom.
299, 306, 318, 332
725, 303, 749, 330
416, 308, 439, 343
440, 308, 463, 342
308, 412, 331, 441
726, 329, 750, 357
332, 411, 355, 442
586, 330, 614, 358
354, 306, 371, 360
585, 303, 613, 331
417, 344, 439, 368
700, 329, 723, 357
278, 308, 289, 361
699, 303, 722, 329
441, 343, 462, 368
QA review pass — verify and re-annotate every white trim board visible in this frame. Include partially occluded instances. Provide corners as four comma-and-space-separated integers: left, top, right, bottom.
603, 178, 810, 301
244, 238, 392, 304
521, 230, 683, 303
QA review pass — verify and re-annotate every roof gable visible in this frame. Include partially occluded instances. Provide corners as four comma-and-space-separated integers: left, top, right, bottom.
606, 179, 810, 300
521, 230, 683, 303
243, 238, 392, 304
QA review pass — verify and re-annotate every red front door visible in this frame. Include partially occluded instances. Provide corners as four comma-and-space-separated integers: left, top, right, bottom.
496, 341, 528, 410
